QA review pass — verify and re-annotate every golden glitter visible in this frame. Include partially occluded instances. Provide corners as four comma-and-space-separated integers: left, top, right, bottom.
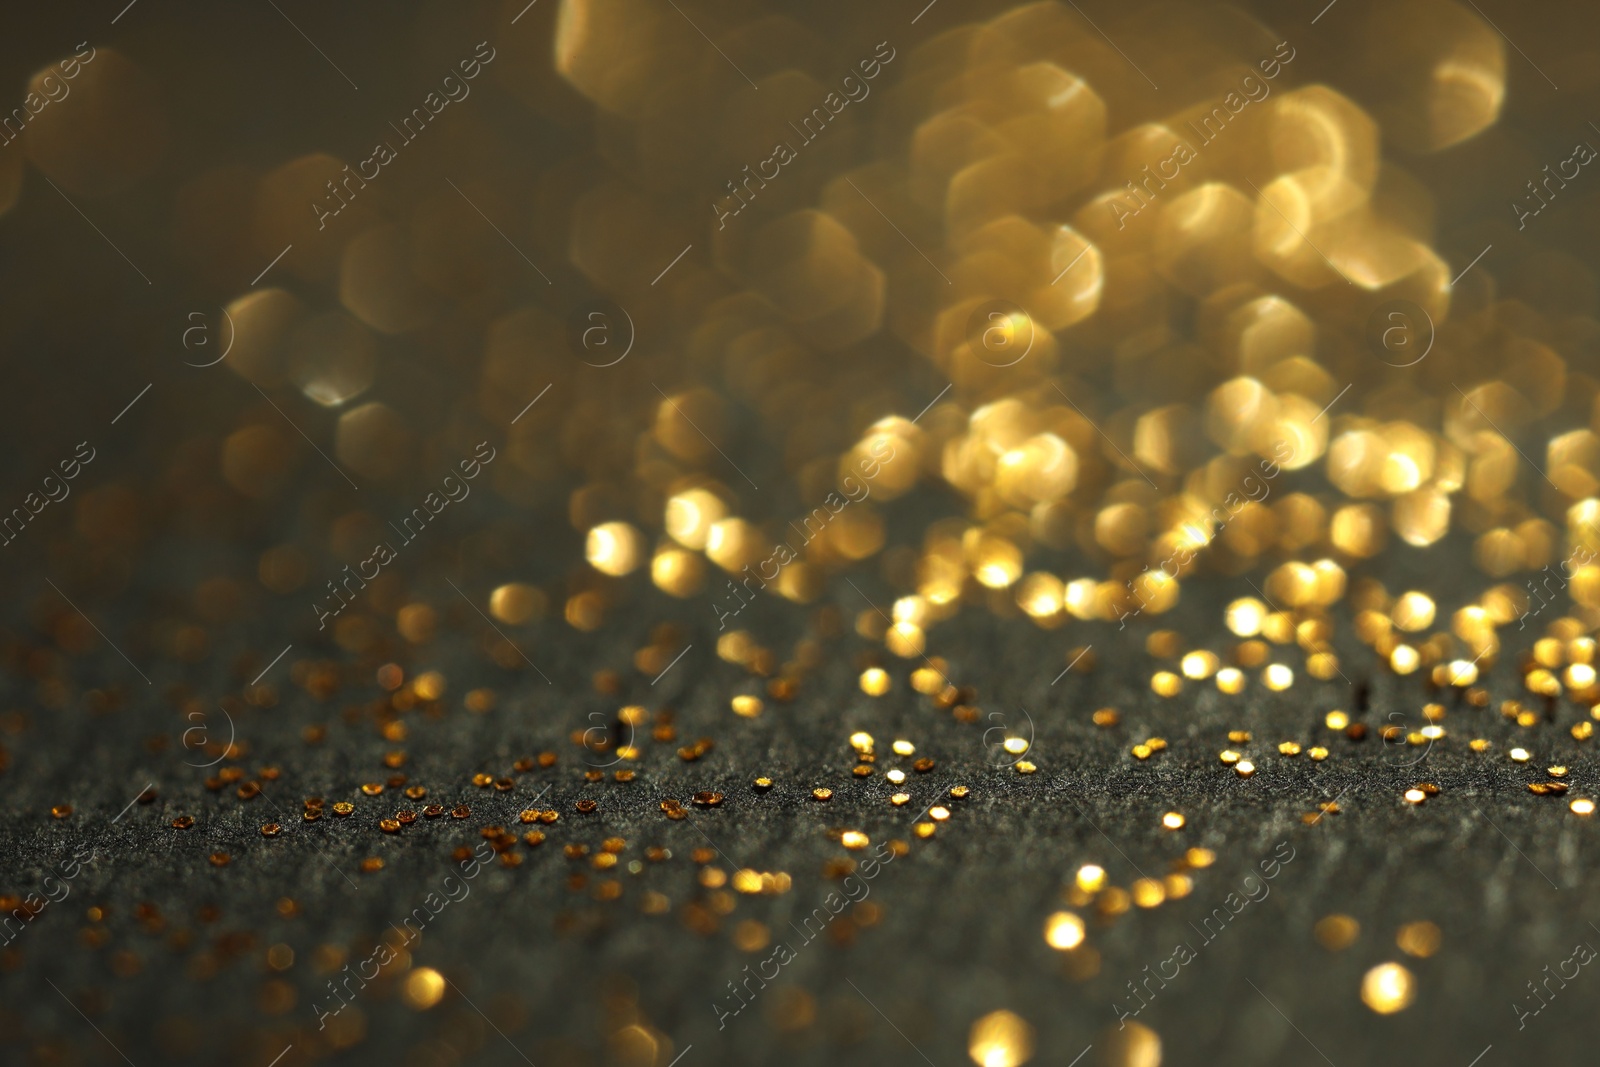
853, 764, 873, 778
1044, 911, 1085, 950
849, 731, 875, 753
172, 816, 195, 829
1131, 878, 1166, 908
950, 786, 970, 799
1181, 650, 1219, 679
379, 818, 401, 833
1574, 723, 1595, 741
1308, 746, 1329, 761
859, 668, 890, 696
1015, 761, 1037, 775
423, 805, 443, 818
260, 823, 282, 837
1278, 741, 1303, 756
811, 788, 833, 802
1215, 667, 1245, 694
451, 805, 471, 819
209, 853, 230, 867
887, 769, 907, 784
914, 757, 935, 773
1131, 744, 1153, 760
730, 695, 763, 718
692, 791, 724, 808
1325, 711, 1349, 730
575, 799, 598, 814
1227, 730, 1252, 743
1092, 708, 1120, 727
753, 776, 773, 791
402, 967, 446, 1010
1076, 865, 1106, 892
359, 857, 384, 873
967, 1009, 1033, 1067
361, 782, 386, 795
1549, 766, 1569, 778
1361, 962, 1416, 1014
1315, 914, 1360, 951
929, 806, 951, 822
1225, 597, 1266, 637
1002, 737, 1029, 755
1510, 748, 1531, 762
1161, 812, 1185, 830
841, 831, 869, 850
1571, 799, 1596, 815
892, 740, 915, 756
1469, 738, 1491, 752
1403, 788, 1427, 805
1234, 760, 1256, 778
1263, 664, 1294, 690
890, 793, 911, 806
1219, 750, 1241, 764
1151, 671, 1182, 697
523, 830, 545, 846
1185, 848, 1215, 869
1396, 921, 1441, 958
914, 822, 936, 839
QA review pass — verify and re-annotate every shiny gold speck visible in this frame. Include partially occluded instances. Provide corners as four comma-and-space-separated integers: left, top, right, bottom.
914, 822, 935, 838
913, 758, 935, 773
693, 791, 724, 807
1234, 760, 1256, 778
1315, 914, 1360, 950
379, 818, 401, 833
1092, 708, 1119, 727
209, 853, 230, 867
1227, 730, 1252, 743
812, 788, 833, 802
1403, 789, 1426, 804
361, 782, 385, 795
1396, 921, 1441, 958
1162, 812, 1185, 830
1548, 765, 1569, 778
1510, 748, 1531, 762
524, 830, 546, 846
1016, 761, 1037, 774
1219, 750, 1241, 764
261, 823, 282, 837
1278, 741, 1302, 756
1308, 746, 1329, 760
853, 764, 873, 777
332, 802, 354, 816
423, 804, 444, 818
359, 857, 384, 873
1469, 738, 1491, 752
950, 786, 969, 799
753, 777, 773, 791
890, 793, 910, 806
575, 799, 598, 814
1131, 744, 1152, 760
450, 805, 471, 819
1571, 798, 1595, 815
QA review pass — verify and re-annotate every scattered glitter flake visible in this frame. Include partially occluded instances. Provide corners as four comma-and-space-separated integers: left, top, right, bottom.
1469, 738, 1491, 752
1278, 741, 1302, 756
968, 1009, 1034, 1067
841, 831, 869, 849
859, 668, 890, 696
1403, 789, 1426, 804
1076, 865, 1106, 892
523, 830, 546, 846
209, 853, 230, 867
380, 818, 401, 833
1308, 746, 1329, 761
1234, 760, 1256, 778
929, 806, 950, 822
1219, 750, 1241, 764
1152, 671, 1182, 697
853, 764, 873, 777
50, 805, 72, 819
1161, 812, 1185, 830
1509, 748, 1531, 762
360, 857, 384, 873
886, 769, 907, 784
332, 802, 354, 816
260, 823, 282, 837
451, 805, 471, 819
1315, 914, 1360, 950
1396, 921, 1441, 958
892, 740, 915, 756
1572, 799, 1596, 815
1361, 962, 1415, 1014
811, 788, 833, 802
753, 777, 774, 791
731, 695, 763, 718
402, 967, 446, 1010
1044, 911, 1085, 950
693, 791, 724, 808
1325, 711, 1349, 730
1548, 765, 1569, 778
1131, 744, 1153, 760
914, 822, 935, 838
1227, 730, 1252, 743
172, 816, 195, 829
1092, 708, 1120, 727
1185, 848, 1215, 868
890, 793, 911, 806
